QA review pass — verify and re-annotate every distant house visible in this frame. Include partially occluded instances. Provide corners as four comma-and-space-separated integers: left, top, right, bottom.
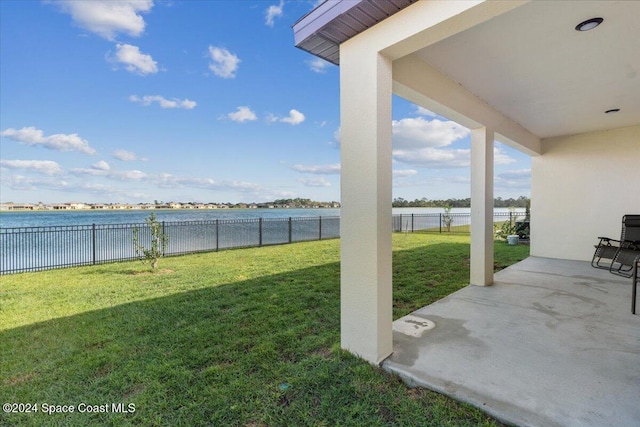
68, 202, 90, 210
1, 203, 37, 211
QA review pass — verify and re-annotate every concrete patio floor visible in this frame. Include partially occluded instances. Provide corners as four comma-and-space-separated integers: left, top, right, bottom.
383, 257, 640, 427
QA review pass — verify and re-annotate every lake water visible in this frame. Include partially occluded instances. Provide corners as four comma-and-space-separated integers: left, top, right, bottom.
0, 208, 340, 228
0, 207, 523, 228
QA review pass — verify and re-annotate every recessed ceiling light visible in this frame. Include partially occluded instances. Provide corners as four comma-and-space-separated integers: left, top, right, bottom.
575, 17, 603, 31
605, 108, 620, 114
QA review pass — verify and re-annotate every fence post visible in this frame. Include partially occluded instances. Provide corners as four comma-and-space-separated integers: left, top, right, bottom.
162, 221, 166, 256
288, 217, 292, 243
398, 214, 402, 232
411, 214, 414, 233
439, 213, 442, 233
259, 218, 263, 246
319, 216, 322, 240
92, 223, 96, 265
215, 219, 219, 252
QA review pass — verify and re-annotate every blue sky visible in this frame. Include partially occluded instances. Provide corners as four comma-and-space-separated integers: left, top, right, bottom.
0, 0, 531, 205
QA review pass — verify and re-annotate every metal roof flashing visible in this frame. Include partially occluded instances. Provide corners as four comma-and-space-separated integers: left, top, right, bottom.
292, 0, 415, 65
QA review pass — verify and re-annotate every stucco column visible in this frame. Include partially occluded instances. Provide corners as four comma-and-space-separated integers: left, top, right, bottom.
339, 46, 393, 365
470, 127, 494, 286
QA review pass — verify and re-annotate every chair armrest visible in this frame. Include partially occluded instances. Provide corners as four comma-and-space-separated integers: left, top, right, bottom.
596, 237, 620, 244
621, 239, 640, 249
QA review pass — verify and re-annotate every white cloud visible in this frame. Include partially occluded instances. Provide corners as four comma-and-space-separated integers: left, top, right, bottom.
152, 173, 263, 193
291, 163, 340, 175
92, 160, 110, 171
69, 167, 106, 177
497, 168, 531, 180
495, 168, 531, 191
393, 147, 471, 168
129, 95, 196, 109
0, 160, 63, 175
298, 177, 331, 187
208, 46, 240, 78
327, 127, 341, 148
282, 109, 305, 125
227, 106, 257, 123
112, 149, 146, 161
1, 126, 96, 155
54, 0, 153, 40
0, 173, 148, 199
270, 109, 305, 125
111, 44, 158, 75
414, 105, 437, 117
307, 58, 331, 73
392, 174, 470, 189
71, 167, 147, 181
265, 1, 284, 27
0, 174, 70, 191
392, 117, 469, 150
392, 146, 516, 169
117, 170, 147, 181
494, 147, 517, 165
393, 169, 418, 178
389, 117, 474, 168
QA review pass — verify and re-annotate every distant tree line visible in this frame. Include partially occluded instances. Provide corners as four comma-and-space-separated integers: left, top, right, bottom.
271, 198, 339, 208
392, 196, 530, 208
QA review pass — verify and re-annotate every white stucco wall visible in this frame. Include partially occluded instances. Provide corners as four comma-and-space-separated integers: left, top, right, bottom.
531, 125, 640, 261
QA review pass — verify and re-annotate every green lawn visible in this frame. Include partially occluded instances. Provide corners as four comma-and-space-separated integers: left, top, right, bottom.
1, 234, 528, 426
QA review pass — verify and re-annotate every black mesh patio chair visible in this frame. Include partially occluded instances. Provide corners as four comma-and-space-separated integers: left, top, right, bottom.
610, 245, 640, 278
591, 214, 640, 277
632, 254, 639, 314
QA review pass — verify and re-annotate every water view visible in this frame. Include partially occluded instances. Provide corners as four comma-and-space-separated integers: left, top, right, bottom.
0, 207, 524, 228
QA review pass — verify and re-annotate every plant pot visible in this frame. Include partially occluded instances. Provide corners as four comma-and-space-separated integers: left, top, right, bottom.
507, 235, 519, 246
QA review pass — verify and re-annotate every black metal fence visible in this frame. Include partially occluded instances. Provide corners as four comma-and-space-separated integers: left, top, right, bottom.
0, 212, 526, 274
0, 216, 340, 274
393, 211, 521, 234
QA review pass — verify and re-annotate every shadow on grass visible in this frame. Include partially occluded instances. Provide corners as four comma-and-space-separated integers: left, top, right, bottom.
2, 243, 504, 427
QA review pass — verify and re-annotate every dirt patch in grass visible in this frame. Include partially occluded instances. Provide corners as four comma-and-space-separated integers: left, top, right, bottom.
124, 384, 145, 400
5, 372, 37, 386
406, 387, 428, 400
131, 269, 174, 276
309, 347, 332, 359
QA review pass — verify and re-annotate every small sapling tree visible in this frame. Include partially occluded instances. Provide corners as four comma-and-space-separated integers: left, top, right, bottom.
133, 213, 168, 270
495, 206, 519, 240
442, 205, 454, 232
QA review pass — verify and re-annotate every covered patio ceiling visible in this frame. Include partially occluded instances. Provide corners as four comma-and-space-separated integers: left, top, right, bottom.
294, 0, 640, 140
292, 0, 640, 382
